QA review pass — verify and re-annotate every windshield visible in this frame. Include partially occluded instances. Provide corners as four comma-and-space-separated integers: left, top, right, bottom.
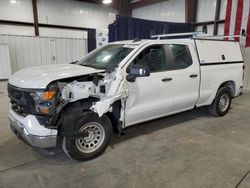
77, 44, 134, 70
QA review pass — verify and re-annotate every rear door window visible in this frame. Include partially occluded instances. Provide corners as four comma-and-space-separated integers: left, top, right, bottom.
168, 44, 193, 70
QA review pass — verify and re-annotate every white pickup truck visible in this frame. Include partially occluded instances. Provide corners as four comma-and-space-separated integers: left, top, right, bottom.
8, 38, 244, 161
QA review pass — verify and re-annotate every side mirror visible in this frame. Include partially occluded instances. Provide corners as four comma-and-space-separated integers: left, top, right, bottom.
126, 65, 150, 82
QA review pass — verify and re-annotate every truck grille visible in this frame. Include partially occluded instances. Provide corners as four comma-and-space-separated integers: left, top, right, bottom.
8, 84, 36, 116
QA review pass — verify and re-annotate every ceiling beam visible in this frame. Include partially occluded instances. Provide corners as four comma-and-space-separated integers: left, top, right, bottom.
114, 0, 131, 16
39, 23, 91, 31
32, 0, 39, 36
194, 19, 225, 26
0, 20, 34, 26
129, 0, 167, 10
0, 20, 92, 32
185, 0, 197, 24
213, 0, 221, 35
76, 0, 100, 4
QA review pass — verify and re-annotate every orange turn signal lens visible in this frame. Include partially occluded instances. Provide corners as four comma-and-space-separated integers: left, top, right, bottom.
40, 107, 50, 114
42, 91, 56, 100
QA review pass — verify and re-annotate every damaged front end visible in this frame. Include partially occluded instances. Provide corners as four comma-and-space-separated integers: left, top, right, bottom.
34, 67, 128, 136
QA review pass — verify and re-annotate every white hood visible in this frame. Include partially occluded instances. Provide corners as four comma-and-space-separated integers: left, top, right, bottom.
8, 64, 105, 89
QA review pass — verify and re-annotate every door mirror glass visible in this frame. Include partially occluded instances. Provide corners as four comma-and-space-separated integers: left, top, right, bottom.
126, 65, 150, 82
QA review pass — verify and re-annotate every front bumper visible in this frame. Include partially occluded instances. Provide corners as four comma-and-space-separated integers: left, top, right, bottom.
8, 109, 57, 148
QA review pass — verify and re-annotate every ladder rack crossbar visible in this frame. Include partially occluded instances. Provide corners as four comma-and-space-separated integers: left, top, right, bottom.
151, 32, 203, 39
151, 32, 244, 41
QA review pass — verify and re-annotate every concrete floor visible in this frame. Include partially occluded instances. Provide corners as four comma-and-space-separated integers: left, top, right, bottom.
1, 81, 250, 188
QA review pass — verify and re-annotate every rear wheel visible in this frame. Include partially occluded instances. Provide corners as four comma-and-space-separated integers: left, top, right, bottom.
62, 112, 112, 161
209, 87, 232, 117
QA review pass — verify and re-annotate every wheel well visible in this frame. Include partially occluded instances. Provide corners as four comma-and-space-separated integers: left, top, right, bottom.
57, 98, 122, 136
56, 97, 99, 137
219, 81, 236, 97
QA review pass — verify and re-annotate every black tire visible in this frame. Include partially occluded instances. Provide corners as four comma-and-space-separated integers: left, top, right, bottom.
62, 111, 112, 161
209, 87, 232, 117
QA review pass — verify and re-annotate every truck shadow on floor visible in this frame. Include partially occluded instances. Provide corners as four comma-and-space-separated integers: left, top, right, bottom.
0, 106, 212, 166
110, 106, 211, 145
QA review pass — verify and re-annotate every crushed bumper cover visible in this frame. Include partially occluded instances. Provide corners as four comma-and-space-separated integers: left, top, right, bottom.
8, 109, 57, 148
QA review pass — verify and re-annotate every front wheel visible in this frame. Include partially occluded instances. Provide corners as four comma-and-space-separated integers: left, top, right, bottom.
208, 87, 232, 117
62, 112, 112, 161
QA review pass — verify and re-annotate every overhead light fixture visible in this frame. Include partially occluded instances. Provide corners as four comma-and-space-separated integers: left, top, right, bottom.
10, 0, 17, 4
102, 0, 112, 4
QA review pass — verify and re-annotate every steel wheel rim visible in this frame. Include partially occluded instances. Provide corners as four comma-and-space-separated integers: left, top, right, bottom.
75, 122, 105, 153
219, 93, 230, 112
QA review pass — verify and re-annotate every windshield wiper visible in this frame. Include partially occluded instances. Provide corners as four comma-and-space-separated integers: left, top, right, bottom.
70, 60, 79, 64
82, 64, 105, 70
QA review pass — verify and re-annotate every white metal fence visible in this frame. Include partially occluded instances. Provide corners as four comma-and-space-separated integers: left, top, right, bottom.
0, 35, 88, 73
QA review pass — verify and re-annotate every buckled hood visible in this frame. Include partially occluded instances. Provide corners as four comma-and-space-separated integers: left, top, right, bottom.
8, 64, 105, 89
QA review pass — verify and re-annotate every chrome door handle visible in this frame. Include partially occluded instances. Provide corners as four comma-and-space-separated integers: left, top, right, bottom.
161, 77, 172, 82
189, 74, 198, 78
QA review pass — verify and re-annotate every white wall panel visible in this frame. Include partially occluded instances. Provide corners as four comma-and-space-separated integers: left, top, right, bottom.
0, 44, 11, 79
196, 24, 224, 36
196, 0, 217, 22
0, 0, 116, 37
37, 0, 117, 29
218, 23, 225, 35
0, 0, 33, 22
0, 25, 35, 36
219, 0, 227, 20
0, 35, 87, 73
132, 0, 185, 22
39, 27, 87, 39
195, 25, 215, 35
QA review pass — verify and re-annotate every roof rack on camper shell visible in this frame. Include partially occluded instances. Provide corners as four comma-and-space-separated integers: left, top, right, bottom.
151, 31, 243, 41
151, 25, 245, 41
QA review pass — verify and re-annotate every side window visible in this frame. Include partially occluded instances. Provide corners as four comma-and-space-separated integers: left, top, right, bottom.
169, 44, 192, 70
131, 45, 168, 72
